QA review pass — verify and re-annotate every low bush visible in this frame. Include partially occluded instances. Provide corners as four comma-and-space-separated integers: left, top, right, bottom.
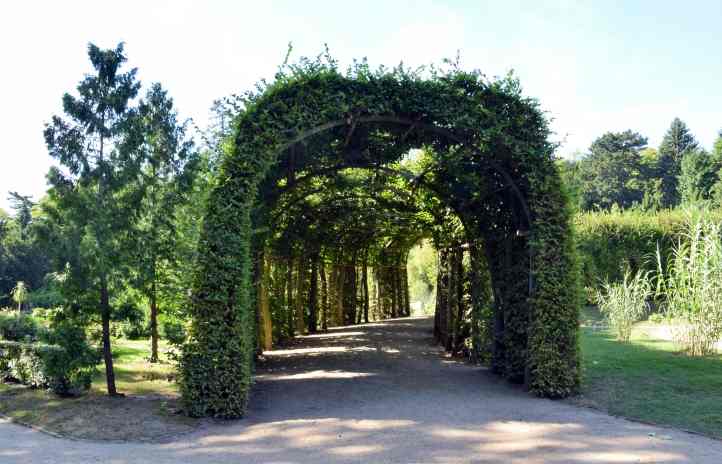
162, 319, 187, 346
0, 319, 99, 396
115, 300, 150, 340
31, 307, 59, 322
0, 310, 44, 341
42, 319, 101, 395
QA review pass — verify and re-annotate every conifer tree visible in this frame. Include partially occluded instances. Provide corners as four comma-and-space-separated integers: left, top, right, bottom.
658, 118, 699, 207
44, 43, 143, 396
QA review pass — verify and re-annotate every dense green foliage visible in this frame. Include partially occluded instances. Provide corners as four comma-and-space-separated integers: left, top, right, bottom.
179, 55, 580, 417
36, 43, 203, 396
0, 198, 51, 308
560, 119, 722, 213
578, 131, 648, 210
658, 118, 701, 207
0, 310, 43, 341
42, 43, 146, 396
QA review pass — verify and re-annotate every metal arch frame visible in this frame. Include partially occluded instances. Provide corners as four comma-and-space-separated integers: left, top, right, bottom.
261, 114, 536, 296
273, 115, 533, 231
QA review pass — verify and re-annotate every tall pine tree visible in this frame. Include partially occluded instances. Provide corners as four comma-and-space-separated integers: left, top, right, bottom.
134, 83, 199, 362
657, 118, 699, 207
44, 43, 144, 396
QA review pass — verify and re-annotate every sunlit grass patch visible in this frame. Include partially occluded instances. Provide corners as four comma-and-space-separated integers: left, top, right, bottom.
574, 306, 722, 438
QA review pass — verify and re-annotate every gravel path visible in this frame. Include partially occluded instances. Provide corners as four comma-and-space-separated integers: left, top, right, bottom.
2, 316, 722, 463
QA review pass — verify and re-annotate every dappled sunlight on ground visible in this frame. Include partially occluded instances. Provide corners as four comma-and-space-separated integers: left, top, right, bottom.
263, 346, 350, 356
1, 317, 722, 463
256, 370, 375, 381
296, 331, 365, 339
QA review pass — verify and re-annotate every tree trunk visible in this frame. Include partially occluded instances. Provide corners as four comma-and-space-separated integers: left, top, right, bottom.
256, 251, 273, 351
308, 256, 319, 333
149, 277, 159, 363
435, 249, 450, 346
320, 260, 328, 331
468, 241, 490, 364
345, 252, 357, 325
362, 254, 370, 323
286, 257, 295, 338
453, 248, 465, 353
334, 263, 344, 326
403, 252, 411, 317
295, 256, 306, 335
446, 249, 458, 352
100, 274, 118, 396
390, 264, 399, 318
374, 268, 380, 321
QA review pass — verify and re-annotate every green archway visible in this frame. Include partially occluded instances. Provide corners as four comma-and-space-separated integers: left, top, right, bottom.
179, 61, 581, 418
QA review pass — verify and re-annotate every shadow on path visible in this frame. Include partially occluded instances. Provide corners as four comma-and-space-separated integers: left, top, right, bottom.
2, 316, 722, 463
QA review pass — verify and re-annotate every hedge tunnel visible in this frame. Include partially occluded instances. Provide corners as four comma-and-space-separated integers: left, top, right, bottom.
178, 60, 581, 418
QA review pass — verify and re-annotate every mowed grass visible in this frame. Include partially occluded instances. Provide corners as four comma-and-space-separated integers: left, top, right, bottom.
0, 338, 196, 441
573, 307, 722, 439
91, 338, 178, 396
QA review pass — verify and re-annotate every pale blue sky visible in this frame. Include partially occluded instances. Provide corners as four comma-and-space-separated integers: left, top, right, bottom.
1, 0, 721, 212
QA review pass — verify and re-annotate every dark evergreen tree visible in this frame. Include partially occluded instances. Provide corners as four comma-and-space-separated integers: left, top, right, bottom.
43, 43, 144, 396
7, 192, 34, 239
578, 130, 648, 210
657, 118, 699, 207
134, 83, 199, 362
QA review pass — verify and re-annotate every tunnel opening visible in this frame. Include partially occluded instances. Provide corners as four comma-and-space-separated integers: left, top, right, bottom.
179, 62, 581, 418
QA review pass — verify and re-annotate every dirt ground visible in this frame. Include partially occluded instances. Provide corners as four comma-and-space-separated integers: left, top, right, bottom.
2, 316, 722, 463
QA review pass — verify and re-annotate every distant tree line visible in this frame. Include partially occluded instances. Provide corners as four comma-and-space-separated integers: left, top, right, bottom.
559, 119, 722, 211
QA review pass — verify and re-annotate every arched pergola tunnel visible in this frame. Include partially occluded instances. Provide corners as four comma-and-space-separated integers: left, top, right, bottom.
178, 60, 581, 418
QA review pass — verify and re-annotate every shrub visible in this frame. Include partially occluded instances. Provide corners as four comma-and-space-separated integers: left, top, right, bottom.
658, 213, 722, 355
115, 300, 149, 340
41, 319, 100, 395
0, 341, 62, 388
597, 268, 652, 342
162, 319, 187, 346
0, 319, 99, 396
0, 310, 43, 341
31, 307, 58, 323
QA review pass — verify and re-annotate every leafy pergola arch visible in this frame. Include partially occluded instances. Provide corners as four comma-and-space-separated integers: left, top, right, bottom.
179, 62, 581, 418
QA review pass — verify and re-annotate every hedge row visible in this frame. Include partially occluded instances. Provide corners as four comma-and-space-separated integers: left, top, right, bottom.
574, 208, 722, 295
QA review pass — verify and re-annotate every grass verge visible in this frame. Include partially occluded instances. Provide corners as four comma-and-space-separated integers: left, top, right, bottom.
572, 307, 722, 439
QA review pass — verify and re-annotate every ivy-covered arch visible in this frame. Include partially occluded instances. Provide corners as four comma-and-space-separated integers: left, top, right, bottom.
179, 61, 581, 418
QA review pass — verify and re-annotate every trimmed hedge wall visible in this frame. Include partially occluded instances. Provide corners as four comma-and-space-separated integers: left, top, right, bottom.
575, 208, 722, 294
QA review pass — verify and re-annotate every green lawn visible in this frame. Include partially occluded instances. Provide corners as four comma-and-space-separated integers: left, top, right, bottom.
91, 338, 179, 396
574, 307, 722, 439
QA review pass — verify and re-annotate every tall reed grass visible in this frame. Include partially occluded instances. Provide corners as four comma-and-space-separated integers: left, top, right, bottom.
657, 211, 722, 355
597, 268, 651, 342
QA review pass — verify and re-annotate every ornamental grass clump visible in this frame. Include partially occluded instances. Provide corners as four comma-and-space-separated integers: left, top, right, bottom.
657, 214, 722, 356
597, 268, 651, 342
